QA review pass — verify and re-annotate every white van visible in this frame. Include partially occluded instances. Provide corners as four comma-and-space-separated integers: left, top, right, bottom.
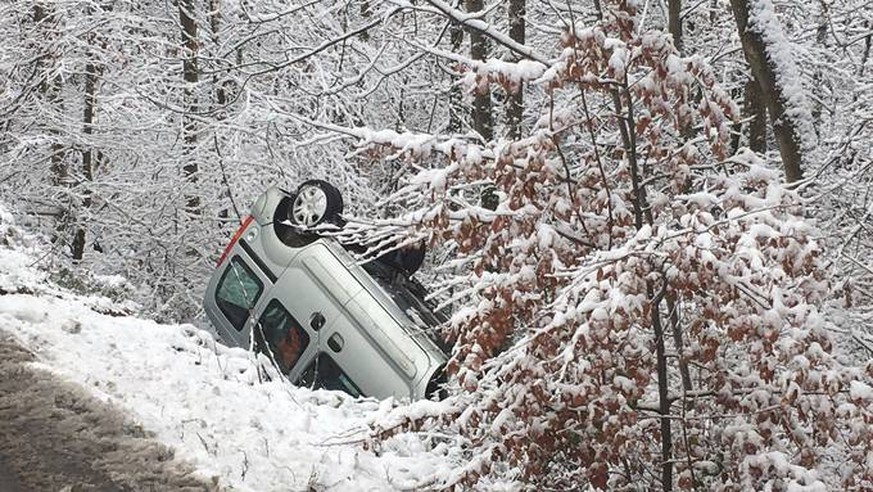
203, 181, 448, 400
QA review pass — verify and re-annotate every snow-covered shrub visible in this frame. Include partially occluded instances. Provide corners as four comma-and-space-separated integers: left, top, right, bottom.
354, 2, 872, 489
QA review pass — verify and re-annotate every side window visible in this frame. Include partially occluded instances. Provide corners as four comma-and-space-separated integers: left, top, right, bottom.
298, 354, 363, 398
255, 300, 310, 375
215, 256, 263, 331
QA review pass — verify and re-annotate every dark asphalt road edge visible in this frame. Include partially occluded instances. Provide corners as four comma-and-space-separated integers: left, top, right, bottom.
0, 331, 222, 491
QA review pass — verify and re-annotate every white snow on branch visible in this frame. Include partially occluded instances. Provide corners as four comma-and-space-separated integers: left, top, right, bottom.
417, 0, 551, 65
747, 0, 816, 150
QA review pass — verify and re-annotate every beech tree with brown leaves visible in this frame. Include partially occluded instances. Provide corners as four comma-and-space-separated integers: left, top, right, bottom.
351, 1, 872, 489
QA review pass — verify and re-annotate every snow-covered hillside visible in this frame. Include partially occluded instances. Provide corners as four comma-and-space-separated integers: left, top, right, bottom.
0, 208, 452, 491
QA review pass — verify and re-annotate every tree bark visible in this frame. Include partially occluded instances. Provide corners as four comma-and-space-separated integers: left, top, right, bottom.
651, 286, 673, 491
72, 58, 101, 262
730, 0, 804, 183
505, 0, 525, 139
743, 77, 767, 153
34, 3, 72, 250
668, 0, 682, 52
178, 0, 200, 212
209, 0, 226, 108
613, 82, 673, 491
448, 23, 465, 134
465, 0, 493, 141
810, 1, 829, 136
34, 4, 66, 188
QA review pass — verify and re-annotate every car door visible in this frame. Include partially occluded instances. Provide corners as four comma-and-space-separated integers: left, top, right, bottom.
257, 242, 363, 381
312, 301, 414, 399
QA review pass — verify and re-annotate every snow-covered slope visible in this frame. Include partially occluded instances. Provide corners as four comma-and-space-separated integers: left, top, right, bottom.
0, 208, 445, 491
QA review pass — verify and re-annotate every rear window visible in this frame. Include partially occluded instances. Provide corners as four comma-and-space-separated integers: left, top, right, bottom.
298, 354, 363, 398
254, 300, 310, 375
215, 256, 263, 331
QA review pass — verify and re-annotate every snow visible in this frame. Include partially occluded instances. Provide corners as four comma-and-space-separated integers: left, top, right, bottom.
0, 213, 449, 491
849, 380, 873, 401
470, 58, 547, 86
741, 451, 827, 491
747, 0, 816, 150
608, 46, 628, 80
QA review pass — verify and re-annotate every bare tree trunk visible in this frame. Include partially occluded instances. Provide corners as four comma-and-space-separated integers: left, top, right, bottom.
810, 1, 829, 136
613, 82, 673, 491
651, 286, 673, 491
505, 0, 525, 139
208, 0, 226, 109
34, 4, 65, 185
668, 0, 682, 52
34, 3, 71, 248
730, 0, 804, 183
178, 0, 200, 212
465, 0, 493, 141
72, 58, 101, 262
207, 0, 234, 222
448, 23, 465, 134
744, 77, 767, 153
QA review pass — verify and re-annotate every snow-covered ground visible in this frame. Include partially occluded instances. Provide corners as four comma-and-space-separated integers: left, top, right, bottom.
0, 208, 449, 491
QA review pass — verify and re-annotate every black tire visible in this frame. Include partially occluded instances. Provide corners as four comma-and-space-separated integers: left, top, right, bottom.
396, 240, 426, 275
373, 240, 426, 276
287, 180, 344, 229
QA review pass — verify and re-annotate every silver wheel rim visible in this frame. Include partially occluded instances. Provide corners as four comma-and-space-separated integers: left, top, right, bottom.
292, 185, 328, 227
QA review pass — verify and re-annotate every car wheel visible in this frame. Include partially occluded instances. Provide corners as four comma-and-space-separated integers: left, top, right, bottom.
288, 180, 343, 229
396, 241, 426, 275
372, 240, 426, 276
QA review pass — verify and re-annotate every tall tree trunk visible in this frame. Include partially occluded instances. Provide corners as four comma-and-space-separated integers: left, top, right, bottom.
613, 81, 673, 491
34, 3, 70, 247
651, 285, 673, 491
744, 77, 767, 153
668, 0, 682, 52
810, 0, 829, 136
505, 0, 525, 139
465, 0, 493, 141
178, 0, 200, 212
207, 0, 231, 220
34, 3, 65, 185
730, 0, 805, 183
447, 23, 465, 134
209, 0, 226, 109
72, 58, 101, 262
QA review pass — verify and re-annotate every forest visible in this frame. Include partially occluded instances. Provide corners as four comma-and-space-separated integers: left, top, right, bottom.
1, 0, 871, 489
